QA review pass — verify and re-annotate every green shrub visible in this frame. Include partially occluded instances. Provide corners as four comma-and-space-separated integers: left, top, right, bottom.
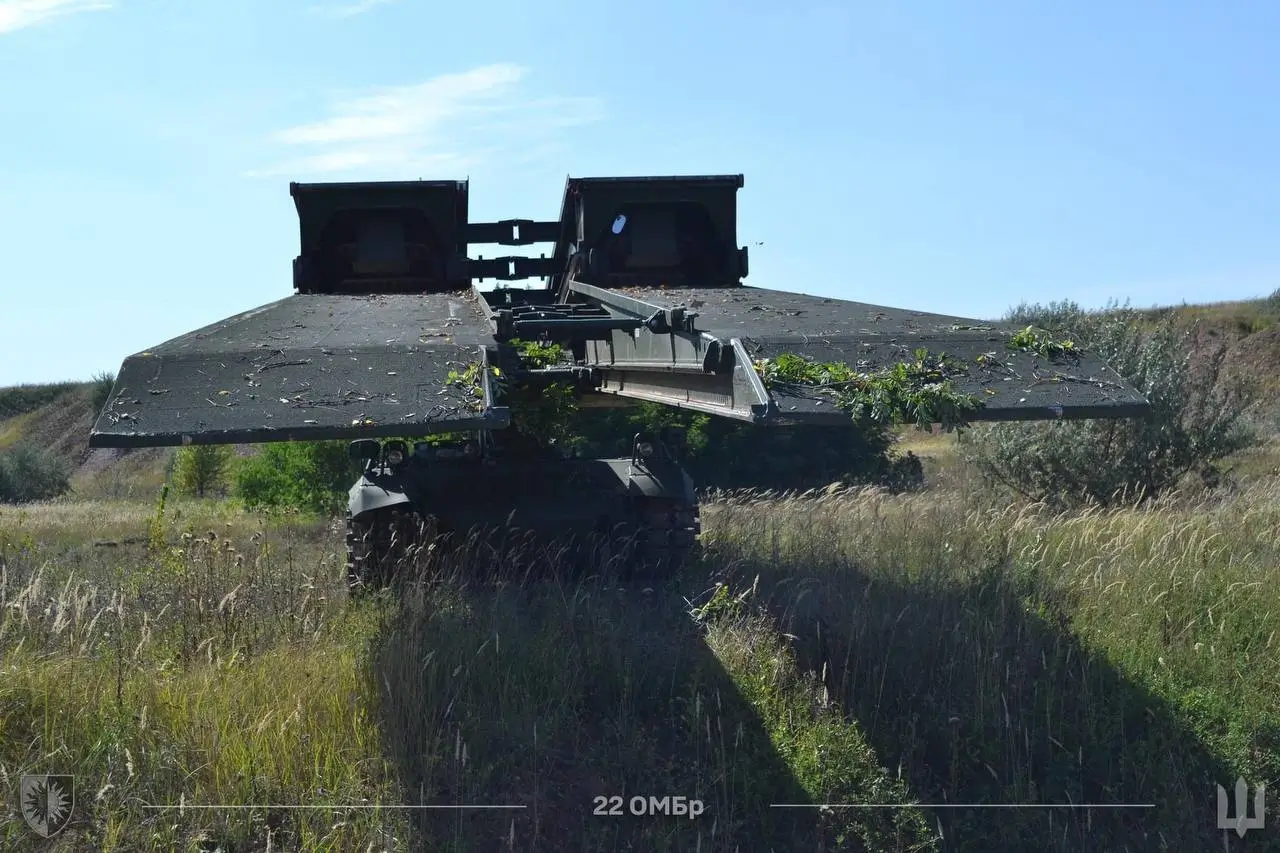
90, 371, 116, 418
0, 442, 72, 503
0, 383, 78, 419
171, 444, 234, 498
232, 441, 362, 515
1004, 299, 1092, 329
961, 300, 1257, 506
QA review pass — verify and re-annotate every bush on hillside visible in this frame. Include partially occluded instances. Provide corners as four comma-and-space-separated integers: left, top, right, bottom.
0, 382, 79, 419
961, 300, 1257, 507
90, 371, 116, 418
0, 442, 72, 503
172, 444, 234, 498
233, 441, 362, 515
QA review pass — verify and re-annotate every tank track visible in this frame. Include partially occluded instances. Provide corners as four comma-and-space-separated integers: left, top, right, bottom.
345, 507, 424, 593
344, 498, 700, 592
620, 498, 701, 577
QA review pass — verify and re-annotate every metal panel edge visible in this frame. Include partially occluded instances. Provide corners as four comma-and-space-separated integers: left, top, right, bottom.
478, 344, 506, 417
567, 280, 673, 324
591, 384, 762, 423
87, 410, 511, 449
592, 337, 771, 423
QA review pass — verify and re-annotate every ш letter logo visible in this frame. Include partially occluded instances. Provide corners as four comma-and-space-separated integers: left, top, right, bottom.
1217, 777, 1265, 839
20, 774, 75, 838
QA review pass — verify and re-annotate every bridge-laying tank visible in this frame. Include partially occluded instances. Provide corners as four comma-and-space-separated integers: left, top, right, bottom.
90, 174, 1149, 589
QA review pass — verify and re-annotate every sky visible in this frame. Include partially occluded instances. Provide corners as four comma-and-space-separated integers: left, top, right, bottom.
1, 0, 1278, 386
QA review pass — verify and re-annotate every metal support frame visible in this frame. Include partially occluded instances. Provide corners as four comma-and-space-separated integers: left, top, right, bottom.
466, 219, 560, 246
565, 280, 696, 334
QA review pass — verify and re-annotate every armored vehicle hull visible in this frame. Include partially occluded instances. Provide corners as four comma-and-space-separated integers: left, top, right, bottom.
344, 432, 698, 589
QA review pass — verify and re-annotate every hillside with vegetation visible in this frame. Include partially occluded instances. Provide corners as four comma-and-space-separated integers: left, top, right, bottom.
1, 294, 1277, 852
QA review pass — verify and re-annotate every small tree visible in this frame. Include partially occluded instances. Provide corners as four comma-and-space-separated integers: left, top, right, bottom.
0, 442, 71, 503
961, 301, 1257, 507
172, 444, 234, 498
90, 371, 116, 418
233, 441, 361, 515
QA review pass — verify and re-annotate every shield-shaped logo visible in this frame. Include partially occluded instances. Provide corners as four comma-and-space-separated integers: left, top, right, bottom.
19, 774, 74, 838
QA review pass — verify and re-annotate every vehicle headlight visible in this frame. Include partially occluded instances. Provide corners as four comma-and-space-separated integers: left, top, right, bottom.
385, 449, 404, 465
637, 441, 655, 458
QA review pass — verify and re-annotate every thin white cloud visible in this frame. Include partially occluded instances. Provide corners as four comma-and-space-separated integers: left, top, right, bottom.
309, 0, 397, 19
0, 0, 112, 34
251, 64, 604, 180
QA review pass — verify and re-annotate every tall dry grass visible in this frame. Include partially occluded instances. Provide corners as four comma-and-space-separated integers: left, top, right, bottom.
1, 500, 934, 852
1, 471, 1277, 851
703, 477, 1279, 851
0, 498, 406, 851
367, 531, 932, 852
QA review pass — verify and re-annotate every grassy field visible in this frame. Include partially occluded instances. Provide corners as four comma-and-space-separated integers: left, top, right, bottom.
1134, 297, 1280, 336
2, 444, 1278, 851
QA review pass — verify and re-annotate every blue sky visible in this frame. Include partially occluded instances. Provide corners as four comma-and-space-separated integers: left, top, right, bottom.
1, 0, 1277, 386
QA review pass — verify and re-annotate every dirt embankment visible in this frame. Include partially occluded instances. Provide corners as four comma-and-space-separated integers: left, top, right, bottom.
1180, 311, 1280, 428
0, 383, 174, 497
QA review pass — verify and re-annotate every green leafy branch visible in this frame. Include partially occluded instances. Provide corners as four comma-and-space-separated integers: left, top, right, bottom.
439, 345, 579, 451
503, 340, 584, 449
753, 348, 984, 431
510, 339, 569, 369
1007, 326, 1080, 359
446, 362, 502, 413
508, 383, 581, 449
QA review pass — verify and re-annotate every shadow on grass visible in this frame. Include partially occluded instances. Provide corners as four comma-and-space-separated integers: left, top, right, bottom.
722, 550, 1251, 852
364, 531, 904, 853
